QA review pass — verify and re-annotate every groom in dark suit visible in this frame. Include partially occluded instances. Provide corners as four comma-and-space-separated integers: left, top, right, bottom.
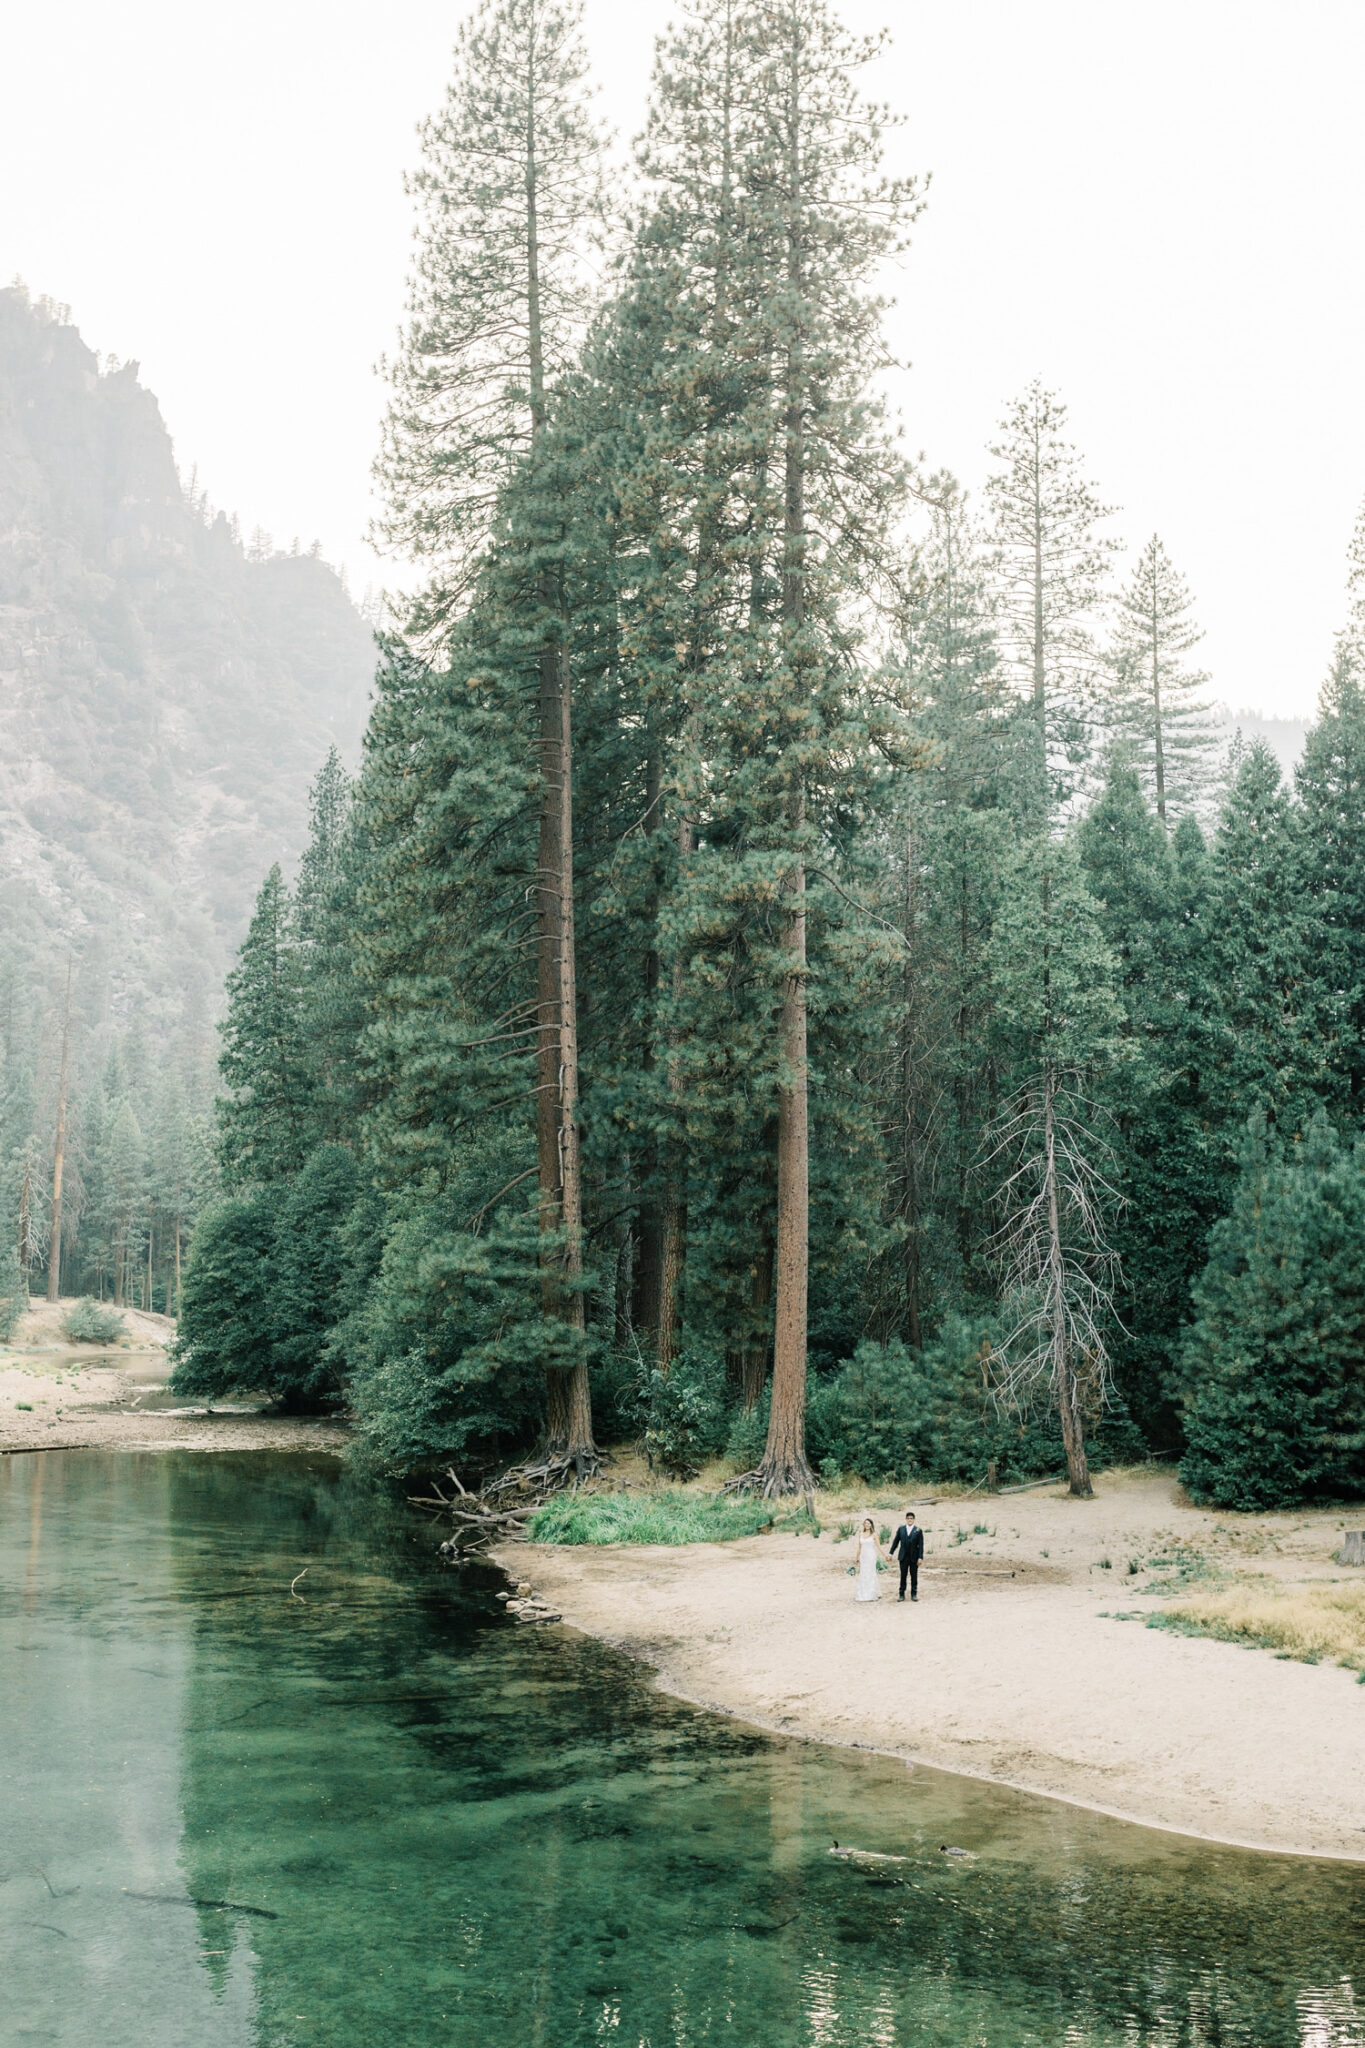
889, 1510, 923, 1601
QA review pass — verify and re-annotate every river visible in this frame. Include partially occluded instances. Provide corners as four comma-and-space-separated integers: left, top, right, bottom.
2, 1449, 1362, 2047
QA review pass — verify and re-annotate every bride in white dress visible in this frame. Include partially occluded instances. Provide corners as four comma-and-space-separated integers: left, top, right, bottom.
854, 1518, 885, 1602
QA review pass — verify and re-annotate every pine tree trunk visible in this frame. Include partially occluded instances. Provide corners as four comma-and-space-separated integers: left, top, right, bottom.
46, 960, 72, 1303
524, 67, 593, 1468
555, 643, 592, 1453
764, 868, 812, 1494
656, 1172, 685, 1375
174, 1223, 182, 1319
536, 628, 565, 1288
1032, 447, 1045, 724
656, 1200, 685, 1374
1150, 598, 1167, 825
741, 1235, 774, 1410
540, 641, 594, 1464
758, 34, 813, 1497
1043, 1062, 1091, 1497
613, 1211, 635, 1352
1057, 1369, 1091, 1498
902, 820, 923, 1348
18, 1156, 31, 1286
633, 742, 664, 1349
633, 1205, 662, 1352
655, 815, 694, 1375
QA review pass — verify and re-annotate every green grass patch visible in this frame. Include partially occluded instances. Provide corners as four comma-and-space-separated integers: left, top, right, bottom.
1138, 1544, 1225, 1595
528, 1491, 800, 1546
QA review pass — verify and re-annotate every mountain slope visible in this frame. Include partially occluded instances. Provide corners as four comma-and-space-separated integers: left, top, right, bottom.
0, 285, 375, 1032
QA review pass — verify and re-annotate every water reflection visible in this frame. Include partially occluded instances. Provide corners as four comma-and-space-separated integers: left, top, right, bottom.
1, 1449, 1362, 2048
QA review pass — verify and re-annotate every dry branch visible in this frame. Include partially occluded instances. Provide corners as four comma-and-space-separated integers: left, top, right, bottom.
410, 1451, 601, 1558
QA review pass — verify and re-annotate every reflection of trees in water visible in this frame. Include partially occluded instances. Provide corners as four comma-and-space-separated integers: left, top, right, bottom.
164, 1457, 1365, 2047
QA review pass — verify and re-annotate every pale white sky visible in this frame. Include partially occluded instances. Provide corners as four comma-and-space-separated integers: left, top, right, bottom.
5, 0, 1363, 717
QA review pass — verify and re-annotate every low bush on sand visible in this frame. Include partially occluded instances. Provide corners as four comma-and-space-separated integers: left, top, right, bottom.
528, 1491, 802, 1546
1148, 1583, 1365, 1672
60, 1299, 127, 1345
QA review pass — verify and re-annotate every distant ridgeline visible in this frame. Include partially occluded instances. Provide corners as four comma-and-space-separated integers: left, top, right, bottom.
0, 285, 374, 1311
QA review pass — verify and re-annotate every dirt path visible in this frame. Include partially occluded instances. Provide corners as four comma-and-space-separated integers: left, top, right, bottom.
505, 1470, 1365, 1860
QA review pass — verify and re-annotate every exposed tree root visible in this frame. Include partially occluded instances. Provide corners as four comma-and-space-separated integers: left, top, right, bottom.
721, 1460, 817, 1514
485, 1446, 602, 1500
409, 1448, 604, 1559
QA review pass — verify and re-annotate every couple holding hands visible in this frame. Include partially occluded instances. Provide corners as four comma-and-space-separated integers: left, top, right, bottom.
853, 1510, 923, 1603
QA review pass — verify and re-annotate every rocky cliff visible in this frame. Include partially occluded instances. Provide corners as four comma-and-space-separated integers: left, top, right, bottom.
0, 286, 375, 1033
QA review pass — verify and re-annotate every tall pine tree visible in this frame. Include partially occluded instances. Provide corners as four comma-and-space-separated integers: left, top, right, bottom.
1181, 1113, 1365, 1509
986, 382, 1120, 806
216, 866, 312, 1188
1109, 536, 1218, 825
1296, 620, 1365, 1112
375, 0, 609, 1464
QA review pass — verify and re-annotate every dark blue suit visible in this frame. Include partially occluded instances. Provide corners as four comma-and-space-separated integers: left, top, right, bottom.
889, 1521, 923, 1599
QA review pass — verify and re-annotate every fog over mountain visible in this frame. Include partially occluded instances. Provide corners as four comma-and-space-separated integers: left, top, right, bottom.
0, 285, 374, 1040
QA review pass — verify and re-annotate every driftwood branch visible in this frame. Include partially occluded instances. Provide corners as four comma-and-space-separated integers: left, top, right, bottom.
409, 1452, 601, 1558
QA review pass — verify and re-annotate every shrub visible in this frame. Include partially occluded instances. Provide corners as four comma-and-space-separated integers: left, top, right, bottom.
806, 1338, 920, 1479
346, 1147, 567, 1469
61, 1298, 126, 1345
169, 1192, 275, 1401
589, 1342, 645, 1441
804, 1319, 1145, 1487
806, 1324, 1008, 1482
173, 1146, 363, 1414
268, 1144, 359, 1408
641, 1349, 727, 1478
724, 1388, 770, 1472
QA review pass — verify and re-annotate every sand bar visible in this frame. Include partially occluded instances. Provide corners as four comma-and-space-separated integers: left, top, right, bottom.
0, 1300, 347, 1456
507, 1470, 1365, 1861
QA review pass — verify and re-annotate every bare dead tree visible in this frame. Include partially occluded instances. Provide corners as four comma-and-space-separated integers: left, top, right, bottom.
984, 1064, 1122, 1497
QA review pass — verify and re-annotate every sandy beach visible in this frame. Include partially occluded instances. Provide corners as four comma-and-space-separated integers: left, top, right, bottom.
508, 1469, 1365, 1861
0, 1299, 349, 1456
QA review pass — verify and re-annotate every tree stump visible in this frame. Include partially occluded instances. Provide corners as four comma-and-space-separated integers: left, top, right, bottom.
1336, 1531, 1365, 1566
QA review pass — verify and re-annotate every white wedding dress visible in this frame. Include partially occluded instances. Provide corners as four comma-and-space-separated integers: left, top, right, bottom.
855, 1533, 880, 1602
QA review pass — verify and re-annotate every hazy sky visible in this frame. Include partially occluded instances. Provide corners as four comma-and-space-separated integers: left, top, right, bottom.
6, 0, 1364, 718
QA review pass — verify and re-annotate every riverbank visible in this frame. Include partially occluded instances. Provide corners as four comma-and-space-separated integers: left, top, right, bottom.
506, 1467, 1365, 1861
0, 1305, 348, 1455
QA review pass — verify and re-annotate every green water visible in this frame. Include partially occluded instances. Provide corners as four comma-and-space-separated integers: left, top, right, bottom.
2, 1452, 1362, 2048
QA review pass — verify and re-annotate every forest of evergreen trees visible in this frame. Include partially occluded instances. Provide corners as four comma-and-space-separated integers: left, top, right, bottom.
0, 281, 377, 1328
168, 0, 1365, 1514
0, 960, 214, 1324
